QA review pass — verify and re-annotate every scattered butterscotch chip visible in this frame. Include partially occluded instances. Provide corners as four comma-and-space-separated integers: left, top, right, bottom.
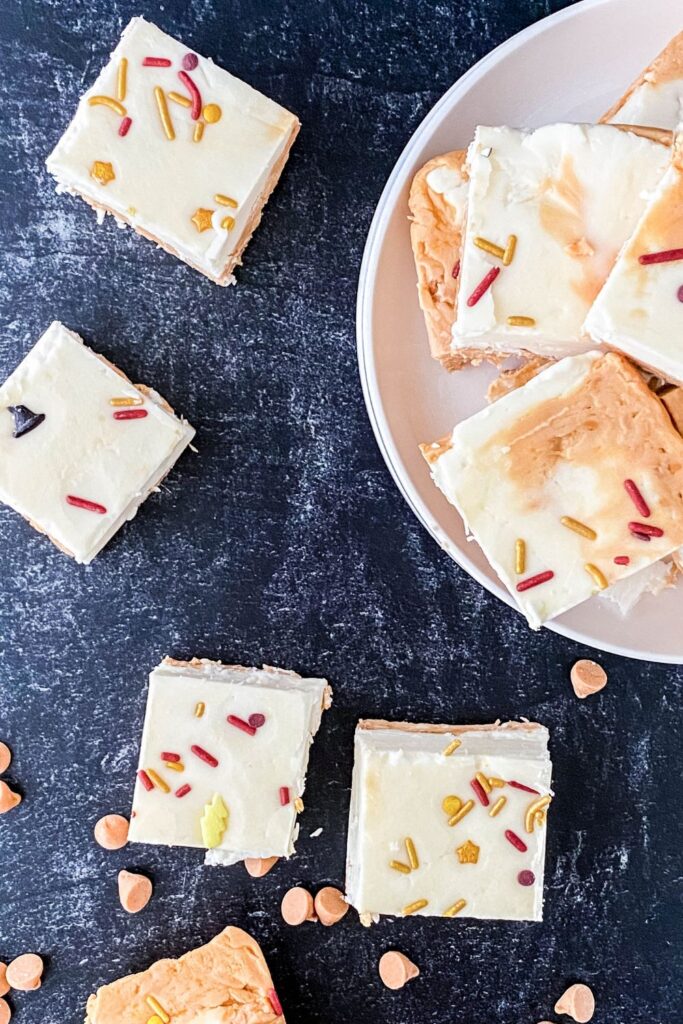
244, 856, 278, 878
94, 814, 129, 850
570, 660, 608, 699
0, 782, 21, 814
0, 963, 8, 997
314, 886, 349, 926
6, 953, 44, 991
555, 983, 595, 1022
117, 870, 153, 913
378, 951, 420, 990
0, 997, 9, 1024
0, 743, 11, 774
280, 886, 316, 926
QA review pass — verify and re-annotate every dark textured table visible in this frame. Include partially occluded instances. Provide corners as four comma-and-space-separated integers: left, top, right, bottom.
0, 1, 681, 1022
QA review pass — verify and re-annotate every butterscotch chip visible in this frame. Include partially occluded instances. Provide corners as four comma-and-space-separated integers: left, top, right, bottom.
0, 997, 9, 1024
555, 983, 595, 1022
0, 743, 11, 774
378, 951, 420, 990
6, 953, 44, 991
94, 814, 129, 850
117, 870, 152, 913
244, 857, 278, 878
0, 963, 8, 997
570, 660, 608, 699
0, 782, 21, 815
280, 886, 315, 926
314, 887, 349, 926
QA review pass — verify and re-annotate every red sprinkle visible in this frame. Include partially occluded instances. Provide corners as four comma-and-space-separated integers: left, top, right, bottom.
279, 786, 290, 806
191, 744, 218, 767
624, 479, 650, 517
507, 780, 540, 794
466, 265, 500, 307
227, 714, 256, 736
639, 248, 683, 265
178, 70, 202, 120
268, 989, 283, 1016
113, 409, 148, 420
161, 751, 180, 762
143, 57, 172, 66
516, 570, 554, 592
518, 869, 535, 886
137, 769, 153, 792
182, 52, 198, 70
505, 829, 528, 852
118, 116, 132, 137
175, 784, 191, 798
452, 259, 461, 279
66, 495, 107, 514
248, 713, 266, 729
470, 777, 489, 807
629, 521, 664, 538
614, 555, 630, 565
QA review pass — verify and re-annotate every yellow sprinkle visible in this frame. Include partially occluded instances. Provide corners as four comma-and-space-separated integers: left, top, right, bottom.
448, 799, 474, 827
117, 58, 128, 102
191, 208, 214, 232
443, 737, 461, 757
168, 90, 192, 107
215, 194, 238, 208
90, 160, 115, 186
561, 516, 597, 541
507, 316, 536, 327
515, 538, 526, 575
390, 860, 411, 874
489, 795, 507, 817
193, 121, 205, 143
147, 1016, 164, 1024
88, 95, 127, 116
443, 898, 467, 918
585, 563, 608, 590
165, 761, 184, 772
221, 216, 235, 231
525, 794, 552, 834
146, 768, 169, 794
442, 795, 462, 816
488, 776, 505, 788
474, 236, 506, 260
154, 86, 175, 140
110, 396, 143, 407
294, 797, 304, 813
194, 701, 205, 718
403, 899, 428, 916
405, 837, 419, 870
200, 793, 229, 849
203, 103, 222, 123
145, 997, 169, 1024
475, 771, 491, 794
503, 234, 517, 265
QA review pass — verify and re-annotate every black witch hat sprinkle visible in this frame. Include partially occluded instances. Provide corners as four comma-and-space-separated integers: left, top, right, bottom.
8, 405, 45, 438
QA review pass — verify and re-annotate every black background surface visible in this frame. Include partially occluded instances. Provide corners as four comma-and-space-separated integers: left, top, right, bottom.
0, 1, 681, 1022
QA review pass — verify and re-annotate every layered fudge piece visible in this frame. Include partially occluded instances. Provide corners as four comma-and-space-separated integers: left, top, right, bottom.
346, 720, 552, 923
129, 657, 332, 865
46, 17, 300, 285
451, 124, 670, 362
421, 351, 683, 629
86, 926, 285, 1023
602, 31, 683, 129
584, 137, 683, 384
0, 321, 194, 564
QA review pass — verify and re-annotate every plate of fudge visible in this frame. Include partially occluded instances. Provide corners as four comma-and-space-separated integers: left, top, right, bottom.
358, 0, 683, 662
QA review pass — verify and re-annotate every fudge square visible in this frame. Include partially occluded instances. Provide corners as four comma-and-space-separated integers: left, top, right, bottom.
46, 17, 300, 285
602, 30, 683, 130
0, 321, 194, 564
345, 720, 552, 923
452, 124, 669, 361
86, 926, 285, 1024
129, 658, 332, 866
421, 351, 683, 629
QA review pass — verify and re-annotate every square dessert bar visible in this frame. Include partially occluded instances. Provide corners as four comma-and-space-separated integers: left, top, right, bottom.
451, 124, 669, 361
345, 720, 552, 923
584, 137, 683, 384
86, 926, 285, 1024
421, 351, 683, 629
0, 321, 194, 564
129, 658, 332, 865
602, 31, 683, 129
46, 17, 300, 285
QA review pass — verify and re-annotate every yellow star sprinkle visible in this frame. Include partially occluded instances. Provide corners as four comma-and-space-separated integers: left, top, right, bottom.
90, 160, 115, 185
456, 839, 480, 864
191, 207, 214, 232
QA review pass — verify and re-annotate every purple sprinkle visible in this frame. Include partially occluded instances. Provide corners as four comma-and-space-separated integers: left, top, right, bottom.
517, 869, 535, 887
182, 52, 198, 70
248, 713, 266, 729
678, 284, 683, 303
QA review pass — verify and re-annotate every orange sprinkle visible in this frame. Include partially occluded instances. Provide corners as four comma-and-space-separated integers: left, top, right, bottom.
146, 768, 169, 793
403, 899, 428, 915
443, 737, 461, 756
193, 121, 205, 143
448, 799, 474, 827
165, 761, 184, 772
473, 236, 506, 260
194, 701, 205, 718
110, 396, 144, 407
117, 59, 128, 102
443, 898, 467, 917
561, 516, 597, 541
507, 316, 536, 327
585, 563, 608, 590
168, 90, 192, 107
215, 194, 238, 208
390, 860, 411, 874
489, 796, 507, 817
503, 234, 517, 265
88, 95, 127, 116
515, 538, 526, 575
221, 216, 235, 231
154, 86, 175, 140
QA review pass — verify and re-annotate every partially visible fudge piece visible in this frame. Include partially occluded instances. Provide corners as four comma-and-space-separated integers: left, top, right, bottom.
345, 720, 552, 923
85, 926, 285, 1023
129, 657, 332, 865
602, 31, 683, 129
0, 321, 194, 564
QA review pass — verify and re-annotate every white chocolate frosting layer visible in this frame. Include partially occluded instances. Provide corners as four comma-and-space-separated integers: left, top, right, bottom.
345, 721, 552, 922
452, 124, 670, 359
423, 351, 683, 628
128, 658, 331, 864
46, 17, 299, 283
603, 31, 683, 130
0, 321, 194, 564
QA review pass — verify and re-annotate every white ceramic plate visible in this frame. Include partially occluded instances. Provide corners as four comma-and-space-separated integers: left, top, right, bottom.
357, 0, 683, 663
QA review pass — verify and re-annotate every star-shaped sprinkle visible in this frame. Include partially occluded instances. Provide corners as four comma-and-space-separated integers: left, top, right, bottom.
90, 160, 115, 185
191, 207, 214, 232
456, 839, 480, 864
